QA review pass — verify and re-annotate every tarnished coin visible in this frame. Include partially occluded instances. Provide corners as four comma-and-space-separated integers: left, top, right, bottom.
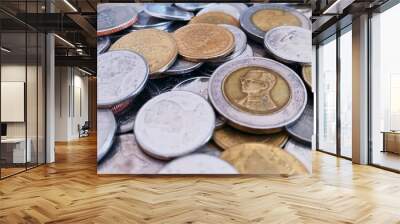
196, 143, 222, 157
97, 36, 110, 54
97, 109, 117, 162
159, 154, 238, 174
284, 139, 312, 173
302, 65, 312, 88
264, 26, 311, 64
221, 143, 308, 175
213, 125, 289, 150
175, 3, 210, 11
208, 57, 307, 133
97, 50, 149, 108
172, 76, 226, 129
174, 24, 235, 62
97, 4, 138, 36
98, 134, 165, 174
144, 4, 194, 21
189, 12, 239, 27
134, 91, 215, 159
240, 4, 311, 42
110, 29, 178, 75
210, 24, 247, 63
132, 11, 173, 29
285, 99, 313, 144
164, 57, 203, 75
198, 3, 241, 20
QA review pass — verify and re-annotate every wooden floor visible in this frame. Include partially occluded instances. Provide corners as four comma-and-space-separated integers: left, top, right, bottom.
1, 135, 400, 224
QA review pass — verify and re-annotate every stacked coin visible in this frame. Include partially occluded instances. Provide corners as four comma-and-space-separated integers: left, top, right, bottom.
97, 3, 313, 175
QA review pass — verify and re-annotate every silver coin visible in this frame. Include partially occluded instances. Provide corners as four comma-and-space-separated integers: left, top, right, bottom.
285, 99, 313, 144
134, 91, 215, 159
144, 4, 194, 21
97, 4, 138, 36
98, 134, 165, 174
264, 26, 311, 64
175, 3, 210, 11
196, 143, 222, 157
240, 4, 311, 43
97, 50, 149, 108
236, 44, 254, 59
132, 11, 174, 29
284, 139, 312, 173
227, 3, 248, 15
198, 3, 240, 20
158, 154, 238, 174
208, 57, 307, 133
97, 109, 117, 162
97, 36, 110, 54
164, 57, 203, 75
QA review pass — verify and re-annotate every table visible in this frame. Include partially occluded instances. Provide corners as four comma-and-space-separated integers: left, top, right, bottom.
1, 138, 31, 163
381, 131, 400, 154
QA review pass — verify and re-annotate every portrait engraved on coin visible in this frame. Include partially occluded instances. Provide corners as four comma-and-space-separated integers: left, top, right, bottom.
222, 66, 291, 115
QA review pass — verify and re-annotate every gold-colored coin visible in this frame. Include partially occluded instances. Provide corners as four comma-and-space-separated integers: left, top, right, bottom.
221, 143, 308, 175
174, 24, 235, 62
189, 12, 239, 27
222, 66, 291, 115
302, 65, 312, 88
251, 9, 301, 32
213, 125, 289, 150
110, 29, 177, 75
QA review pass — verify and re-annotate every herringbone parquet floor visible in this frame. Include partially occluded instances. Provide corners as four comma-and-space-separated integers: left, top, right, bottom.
1, 134, 400, 224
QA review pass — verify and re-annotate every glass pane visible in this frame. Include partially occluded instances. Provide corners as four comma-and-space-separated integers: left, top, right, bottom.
371, 4, 400, 171
318, 37, 337, 154
340, 29, 352, 158
38, 33, 45, 165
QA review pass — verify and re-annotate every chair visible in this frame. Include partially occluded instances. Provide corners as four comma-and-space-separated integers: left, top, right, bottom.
79, 121, 90, 138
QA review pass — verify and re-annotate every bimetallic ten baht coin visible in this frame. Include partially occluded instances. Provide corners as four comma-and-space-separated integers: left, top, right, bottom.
110, 29, 178, 76
97, 109, 117, 162
210, 24, 247, 63
144, 4, 194, 21
240, 4, 311, 42
285, 99, 313, 144
175, 3, 210, 11
302, 65, 312, 88
97, 50, 149, 108
134, 91, 215, 160
208, 57, 307, 133
284, 139, 312, 173
158, 154, 238, 174
97, 4, 138, 36
98, 134, 165, 174
174, 24, 235, 62
264, 26, 311, 64
213, 125, 288, 150
164, 57, 203, 75
221, 143, 308, 175
198, 3, 241, 20
97, 36, 110, 54
132, 11, 173, 29
189, 12, 239, 27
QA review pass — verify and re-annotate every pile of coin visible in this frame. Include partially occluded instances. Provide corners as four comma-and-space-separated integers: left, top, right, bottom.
97, 3, 313, 175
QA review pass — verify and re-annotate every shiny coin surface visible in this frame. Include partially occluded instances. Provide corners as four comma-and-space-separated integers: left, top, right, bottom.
213, 125, 288, 150
98, 50, 149, 108
221, 143, 308, 175
110, 29, 178, 75
208, 57, 307, 133
240, 4, 311, 42
264, 26, 311, 64
189, 12, 239, 27
284, 139, 312, 173
98, 134, 165, 174
97, 36, 110, 54
164, 57, 203, 75
97, 109, 117, 162
198, 3, 240, 20
132, 11, 173, 29
302, 65, 312, 88
97, 4, 138, 36
174, 24, 235, 62
210, 24, 247, 63
134, 91, 215, 160
159, 154, 238, 174
285, 99, 313, 144
196, 143, 222, 157
175, 3, 210, 11
144, 4, 194, 21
